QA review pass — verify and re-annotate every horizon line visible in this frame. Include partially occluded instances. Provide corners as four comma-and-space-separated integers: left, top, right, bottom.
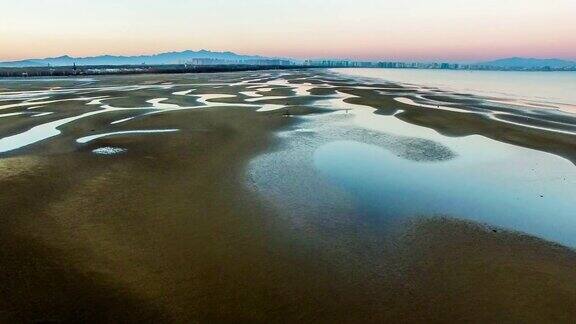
1, 49, 575, 65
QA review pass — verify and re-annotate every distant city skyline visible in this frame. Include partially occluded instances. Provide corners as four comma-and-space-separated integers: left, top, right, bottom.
1, 0, 575, 62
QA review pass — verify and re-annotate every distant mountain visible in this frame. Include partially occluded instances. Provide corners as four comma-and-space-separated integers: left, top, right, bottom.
0, 50, 272, 67
479, 57, 576, 69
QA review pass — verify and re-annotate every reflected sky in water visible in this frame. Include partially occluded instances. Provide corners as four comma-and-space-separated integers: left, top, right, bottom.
250, 73, 576, 248
337, 69, 576, 107
314, 140, 576, 247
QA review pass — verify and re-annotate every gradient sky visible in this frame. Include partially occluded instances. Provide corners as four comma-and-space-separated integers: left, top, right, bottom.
1, 0, 575, 62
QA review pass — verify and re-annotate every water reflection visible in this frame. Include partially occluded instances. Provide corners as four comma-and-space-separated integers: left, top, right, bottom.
336, 68, 576, 109
314, 140, 576, 247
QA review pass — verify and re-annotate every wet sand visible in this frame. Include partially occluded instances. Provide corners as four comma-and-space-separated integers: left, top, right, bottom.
1, 70, 576, 322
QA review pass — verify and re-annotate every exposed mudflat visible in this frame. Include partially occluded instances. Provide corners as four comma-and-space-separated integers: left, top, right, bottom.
1, 70, 575, 322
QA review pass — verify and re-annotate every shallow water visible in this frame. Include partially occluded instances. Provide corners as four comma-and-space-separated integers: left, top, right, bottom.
92, 146, 127, 155
336, 68, 576, 108
314, 139, 576, 246
248, 73, 576, 248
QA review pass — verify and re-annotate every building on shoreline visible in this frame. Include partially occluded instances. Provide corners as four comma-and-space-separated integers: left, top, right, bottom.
303, 59, 575, 71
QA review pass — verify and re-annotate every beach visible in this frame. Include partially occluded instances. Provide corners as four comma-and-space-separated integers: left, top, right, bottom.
1, 69, 576, 322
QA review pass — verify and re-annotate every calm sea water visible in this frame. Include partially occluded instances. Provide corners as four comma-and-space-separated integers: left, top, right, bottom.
336, 68, 576, 106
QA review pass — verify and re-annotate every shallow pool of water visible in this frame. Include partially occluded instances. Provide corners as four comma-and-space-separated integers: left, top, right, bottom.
313, 135, 576, 247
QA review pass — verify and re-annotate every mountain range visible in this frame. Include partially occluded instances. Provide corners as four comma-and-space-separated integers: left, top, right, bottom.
0, 50, 270, 67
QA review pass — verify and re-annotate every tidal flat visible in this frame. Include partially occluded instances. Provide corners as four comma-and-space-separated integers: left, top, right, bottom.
1, 70, 576, 322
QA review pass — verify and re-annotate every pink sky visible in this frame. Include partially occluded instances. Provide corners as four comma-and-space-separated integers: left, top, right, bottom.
1, 0, 575, 62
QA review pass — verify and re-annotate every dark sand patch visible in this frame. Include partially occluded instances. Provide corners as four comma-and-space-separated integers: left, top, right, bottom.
390, 217, 576, 322
309, 87, 338, 96
249, 95, 326, 107
257, 87, 296, 97
0, 106, 297, 322
496, 113, 576, 133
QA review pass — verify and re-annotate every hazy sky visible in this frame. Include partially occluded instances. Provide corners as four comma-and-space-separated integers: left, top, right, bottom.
1, 0, 575, 62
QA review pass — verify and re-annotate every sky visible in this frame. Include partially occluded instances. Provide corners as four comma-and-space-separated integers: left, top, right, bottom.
1, 0, 575, 62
